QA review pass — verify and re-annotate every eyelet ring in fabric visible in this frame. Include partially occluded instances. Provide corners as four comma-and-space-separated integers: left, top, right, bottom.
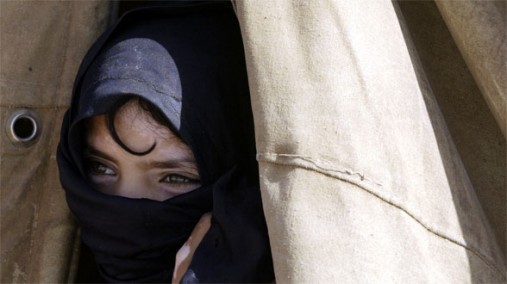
6, 109, 40, 145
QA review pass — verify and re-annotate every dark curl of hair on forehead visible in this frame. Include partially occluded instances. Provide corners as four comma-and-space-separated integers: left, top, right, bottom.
105, 96, 180, 156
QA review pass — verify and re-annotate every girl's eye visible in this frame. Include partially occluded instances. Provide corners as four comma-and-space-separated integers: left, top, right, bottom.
88, 161, 116, 176
161, 174, 199, 184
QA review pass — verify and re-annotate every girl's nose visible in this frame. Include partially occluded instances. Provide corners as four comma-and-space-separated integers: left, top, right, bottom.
116, 173, 147, 199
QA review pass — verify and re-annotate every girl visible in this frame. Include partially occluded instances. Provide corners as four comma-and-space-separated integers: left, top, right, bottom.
57, 2, 274, 282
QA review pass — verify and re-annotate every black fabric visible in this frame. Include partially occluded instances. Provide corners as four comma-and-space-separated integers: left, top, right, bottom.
57, 2, 274, 282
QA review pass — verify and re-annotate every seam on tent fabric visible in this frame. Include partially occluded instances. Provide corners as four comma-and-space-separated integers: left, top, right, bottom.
257, 152, 506, 280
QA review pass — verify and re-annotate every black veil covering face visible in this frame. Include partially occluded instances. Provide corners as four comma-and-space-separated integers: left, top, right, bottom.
57, 2, 274, 283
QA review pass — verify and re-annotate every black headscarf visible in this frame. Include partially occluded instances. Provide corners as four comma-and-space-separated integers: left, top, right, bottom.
57, 2, 274, 282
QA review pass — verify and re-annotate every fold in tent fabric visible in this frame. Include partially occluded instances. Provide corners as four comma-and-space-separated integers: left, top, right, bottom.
1, 0, 505, 283
434, 1, 506, 138
395, 0, 506, 264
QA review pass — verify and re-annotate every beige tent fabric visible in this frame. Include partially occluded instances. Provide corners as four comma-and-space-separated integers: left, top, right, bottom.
0, 1, 113, 282
397, 0, 506, 264
1, 0, 505, 283
434, 1, 507, 138
234, 0, 505, 282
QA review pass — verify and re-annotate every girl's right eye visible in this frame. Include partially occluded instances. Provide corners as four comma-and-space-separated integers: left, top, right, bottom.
87, 161, 116, 176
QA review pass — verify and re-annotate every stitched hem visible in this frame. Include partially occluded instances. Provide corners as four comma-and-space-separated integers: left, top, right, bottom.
257, 152, 506, 280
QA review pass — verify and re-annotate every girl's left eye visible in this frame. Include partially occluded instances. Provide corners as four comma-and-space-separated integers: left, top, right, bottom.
161, 174, 199, 184
88, 161, 116, 176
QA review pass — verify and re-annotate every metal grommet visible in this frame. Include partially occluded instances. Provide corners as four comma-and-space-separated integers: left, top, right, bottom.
6, 110, 40, 145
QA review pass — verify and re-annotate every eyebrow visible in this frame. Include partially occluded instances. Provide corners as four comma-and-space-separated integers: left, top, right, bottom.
148, 159, 198, 170
85, 144, 197, 170
85, 145, 118, 164
85, 145, 197, 169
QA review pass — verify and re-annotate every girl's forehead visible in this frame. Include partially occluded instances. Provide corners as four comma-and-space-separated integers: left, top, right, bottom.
115, 100, 174, 140
85, 101, 192, 159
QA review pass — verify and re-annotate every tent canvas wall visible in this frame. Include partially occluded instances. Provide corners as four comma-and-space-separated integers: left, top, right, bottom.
1, 1, 505, 282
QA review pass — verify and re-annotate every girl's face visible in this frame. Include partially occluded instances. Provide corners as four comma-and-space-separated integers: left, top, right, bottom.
84, 100, 201, 201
